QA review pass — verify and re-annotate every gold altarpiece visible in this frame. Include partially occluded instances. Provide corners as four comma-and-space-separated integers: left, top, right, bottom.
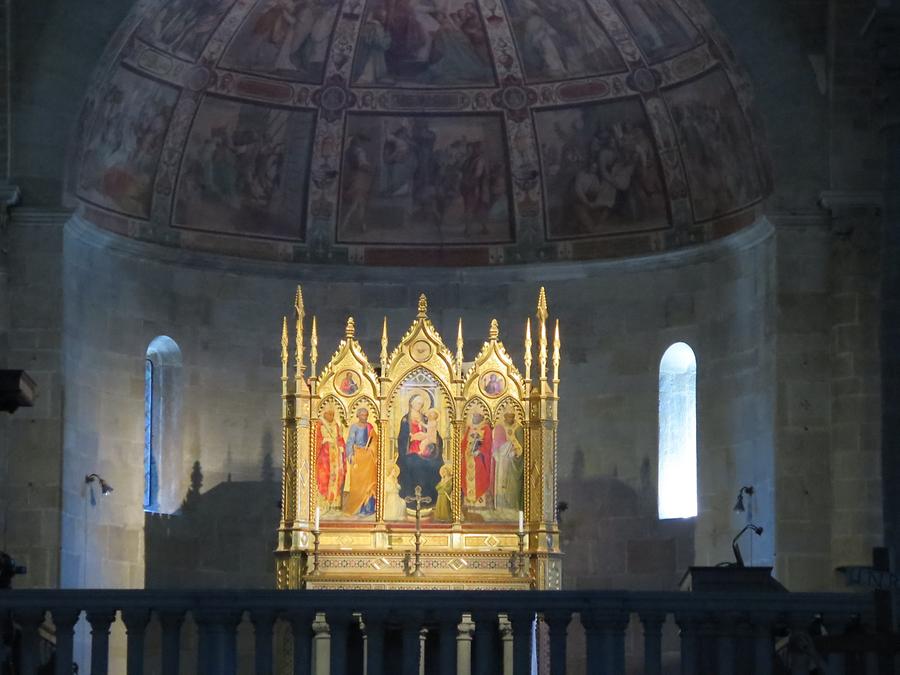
275, 288, 562, 590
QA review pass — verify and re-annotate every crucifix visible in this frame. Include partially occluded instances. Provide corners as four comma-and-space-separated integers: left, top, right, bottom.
404, 485, 431, 577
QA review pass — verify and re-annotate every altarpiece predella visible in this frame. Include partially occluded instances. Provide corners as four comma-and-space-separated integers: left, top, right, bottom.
275, 288, 562, 590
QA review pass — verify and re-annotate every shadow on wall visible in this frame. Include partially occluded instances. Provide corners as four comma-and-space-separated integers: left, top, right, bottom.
144, 459, 280, 589
559, 449, 695, 590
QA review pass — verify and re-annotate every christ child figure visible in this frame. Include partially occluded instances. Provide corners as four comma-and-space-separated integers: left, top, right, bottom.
422, 408, 440, 457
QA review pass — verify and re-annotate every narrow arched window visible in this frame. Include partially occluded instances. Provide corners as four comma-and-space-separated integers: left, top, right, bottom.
658, 342, 697, 519
145, 336, 183, 514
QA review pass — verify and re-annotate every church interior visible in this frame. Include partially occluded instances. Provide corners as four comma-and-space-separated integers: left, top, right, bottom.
0, 0, 899, 672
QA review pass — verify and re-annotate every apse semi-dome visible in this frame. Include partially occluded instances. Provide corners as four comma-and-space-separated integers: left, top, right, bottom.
71, 0, 772, 265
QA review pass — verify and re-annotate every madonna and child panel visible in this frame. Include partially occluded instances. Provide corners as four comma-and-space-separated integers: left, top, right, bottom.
534, 99, 669, 239
337, 113, 513, 245
78, 68, 179, 219
174, 95, 315, 239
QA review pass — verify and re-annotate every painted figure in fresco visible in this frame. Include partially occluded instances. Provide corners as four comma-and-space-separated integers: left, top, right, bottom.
315, 404, 346, 510
273, 0, 338, 74
493, 410, 524, 510
149, 0, 231, 58
418, 11, 491, 84
460, 141, 490, 234
611, 0, 696, 60
341, 134, 375, 231
339, 372, 359, 395
353, 7, 393, 83
483, 373, 504, 396
383, 0, 427, 72
458, 3, 490, 63
461, 408, 493, 507
384, 463, 407, 519
381, 125, 417, 196
342, 407, 378, 515
433, 464, 453, 521
397, 393, 443, 503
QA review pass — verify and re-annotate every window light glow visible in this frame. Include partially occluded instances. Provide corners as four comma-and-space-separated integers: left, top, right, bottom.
658, 342, 697, 519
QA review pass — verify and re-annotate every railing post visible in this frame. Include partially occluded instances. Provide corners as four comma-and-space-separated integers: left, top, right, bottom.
51, 608, 79, 675
583, 607, 628, 675
250, 610, 276, 675
288, 610, 315, 675
400, 611, 424, 675
14, 609, 45, 675
543, 610, 570, 675
194, 609, 241, 675
472, 610, 498, 675
675, 613, 698, 675
638, 611, 665, 675
86, 609, 117, 675
437, 614, 459, 675
158, 610, 185, 675
508, 611, 533, 675
121, 608, 150, 675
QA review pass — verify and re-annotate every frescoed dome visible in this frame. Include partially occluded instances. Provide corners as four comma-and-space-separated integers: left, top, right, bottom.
72, 0, 772, 265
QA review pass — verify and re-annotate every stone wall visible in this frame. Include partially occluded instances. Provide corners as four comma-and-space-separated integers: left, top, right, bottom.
61, 214, 778, 594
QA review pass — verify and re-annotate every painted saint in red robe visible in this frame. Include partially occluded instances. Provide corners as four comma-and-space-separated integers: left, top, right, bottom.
461, 408, 493, 507
315, 405, 346, 510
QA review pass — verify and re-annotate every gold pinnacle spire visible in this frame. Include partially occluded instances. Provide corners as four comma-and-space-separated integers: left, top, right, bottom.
310, 316, 319, 378
489, 318, 499, 340
345, 316, 356, 338
294, 286, 305, 378
538, 288, 548, 383
381, 317, 389, 367
417, 293, 428, 317
456, 318, 464, 377
552, 319, 561, 388
537, 286, 548, 322
281, 316, 289, 382
524, 318, 532, 385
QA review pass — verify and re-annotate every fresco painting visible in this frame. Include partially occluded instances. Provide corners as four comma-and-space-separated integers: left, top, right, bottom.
534, 99, 668, 239
388, 371, 451, 520
78, 69, 178, 219
338, 113, 512, 244
665, 70, 762, 221
351, 0, 495, 86
501, 0, 624, 82
174, 96, 314, 239
461, 400, 523, 522
220, 0, 341, 83
609, 0, 699, 62
139, 0, 237, 60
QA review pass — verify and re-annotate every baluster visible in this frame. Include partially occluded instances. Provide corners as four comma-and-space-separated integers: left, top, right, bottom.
289, 610, 314, 675
583, 608, 628, 675
675, 614, 698, 675
400, 611, 424, 675
86, 609, 116, 675
250, 610, 276, 675
158, 610, 185, 675
639, 612, 665, 675
51, 608, 79, 675
749, 613, 774, 675
121, 609, 150, 675
472, 611, 498, 675
544, 610, 570, 675
14, 609, 45, 675
194, 609, 241, 675
438, 614, 459, 675
508, 611, 533, 675
364, 610, 387, 675
329, 611, 351, 675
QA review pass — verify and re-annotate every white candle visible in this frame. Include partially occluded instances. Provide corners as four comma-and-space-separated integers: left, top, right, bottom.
518, 510, 524, 534
314, 506, 320, 531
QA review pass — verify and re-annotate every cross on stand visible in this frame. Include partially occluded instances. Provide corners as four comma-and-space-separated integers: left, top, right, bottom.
404, 485, 431, 577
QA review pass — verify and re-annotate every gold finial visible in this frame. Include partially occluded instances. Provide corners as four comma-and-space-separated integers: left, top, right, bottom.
524, 318, 532, 383
294, 285, 305, 377
552, 319, 560, 385
311, 316, 319, 378
456, 318, 464, 376
537, 286, 548, 322
417, 293, 428, 317
281, 316, 289, 381
381, 317, 389, 367
345, 316, 356, 338
489, 318, 499, 340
